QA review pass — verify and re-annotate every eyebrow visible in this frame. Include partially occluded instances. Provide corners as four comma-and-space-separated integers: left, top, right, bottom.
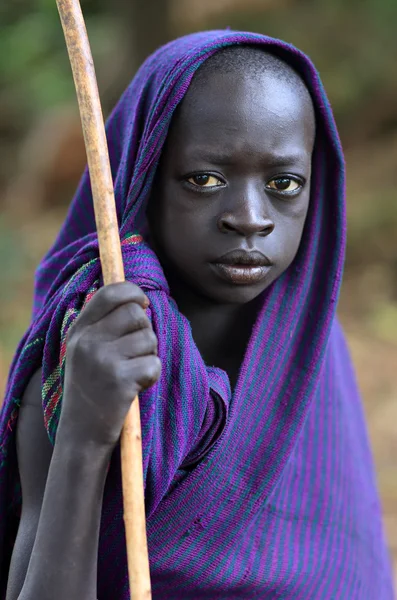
187, 148, 309, 168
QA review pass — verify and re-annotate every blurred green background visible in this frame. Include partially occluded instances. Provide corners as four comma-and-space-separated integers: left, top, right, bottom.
1, 0, 396, 584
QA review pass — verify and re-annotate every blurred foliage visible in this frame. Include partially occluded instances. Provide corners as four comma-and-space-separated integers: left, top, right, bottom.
0, 0, 120, 190
2, 0, 397, 132
0, 0, 108, 113
204, 0, 397, 145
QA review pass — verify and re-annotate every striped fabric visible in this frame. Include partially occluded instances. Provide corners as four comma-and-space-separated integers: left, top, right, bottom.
0, 30, 394, 599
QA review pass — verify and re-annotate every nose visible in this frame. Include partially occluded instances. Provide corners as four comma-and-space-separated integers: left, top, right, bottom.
217, 193, 275, 237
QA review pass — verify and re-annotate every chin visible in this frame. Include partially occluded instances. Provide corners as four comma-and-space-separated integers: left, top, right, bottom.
196, 281, 268, 305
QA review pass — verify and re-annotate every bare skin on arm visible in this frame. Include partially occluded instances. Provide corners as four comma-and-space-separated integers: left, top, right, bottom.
6, 283, 161, 600
5, 370, 52, 599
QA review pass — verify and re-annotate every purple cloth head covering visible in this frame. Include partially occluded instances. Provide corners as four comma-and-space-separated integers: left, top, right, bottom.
0, 30, 394, 599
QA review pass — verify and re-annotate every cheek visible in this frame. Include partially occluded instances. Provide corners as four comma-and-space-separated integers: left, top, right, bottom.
156, 188, 211, 246
153, 201, 207, 270
273, 198, 310, 264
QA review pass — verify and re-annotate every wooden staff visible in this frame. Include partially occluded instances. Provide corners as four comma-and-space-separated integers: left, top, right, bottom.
55, 1, 151, 598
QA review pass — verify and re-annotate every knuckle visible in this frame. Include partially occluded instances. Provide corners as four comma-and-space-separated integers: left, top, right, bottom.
111, 360, 129, 386
124, 280, 143, 295
115, 362, 139, 402
98, 351, 129, 394
145, 329, 158, 350
100, 282, 134, 308
97, 347, 114, 372
127, 303, 149, 330
100, 283, 120, 305
143, 356, 162, 386
114, 281, 145, 302
131, 356, 161, 391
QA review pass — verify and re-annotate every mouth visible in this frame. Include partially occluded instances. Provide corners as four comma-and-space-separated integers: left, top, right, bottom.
210, 250, 272, 285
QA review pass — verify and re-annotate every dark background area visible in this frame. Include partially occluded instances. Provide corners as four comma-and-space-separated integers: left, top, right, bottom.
1, 0, 396, 585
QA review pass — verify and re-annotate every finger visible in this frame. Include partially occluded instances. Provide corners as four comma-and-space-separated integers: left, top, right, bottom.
114, 329, 158, 359
128, 355, 162, 392
99, 301, 151, 338
76, 282, 149, 327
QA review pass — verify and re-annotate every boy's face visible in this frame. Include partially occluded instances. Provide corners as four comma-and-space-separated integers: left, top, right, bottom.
149, 68, 316, 305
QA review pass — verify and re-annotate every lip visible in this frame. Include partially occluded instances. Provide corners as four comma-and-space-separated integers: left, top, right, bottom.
210, 249, 272, 285
214, 249, 272, 267
211, 263, 271, 285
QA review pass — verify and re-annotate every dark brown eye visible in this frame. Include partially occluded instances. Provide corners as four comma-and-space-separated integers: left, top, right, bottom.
266, 177, 301, 193
187, 174, 223, 188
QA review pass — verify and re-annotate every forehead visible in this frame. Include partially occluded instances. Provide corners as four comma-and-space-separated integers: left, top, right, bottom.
165, 69, 316, 163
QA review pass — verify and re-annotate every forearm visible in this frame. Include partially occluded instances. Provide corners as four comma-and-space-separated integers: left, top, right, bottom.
18, 429, 112, 600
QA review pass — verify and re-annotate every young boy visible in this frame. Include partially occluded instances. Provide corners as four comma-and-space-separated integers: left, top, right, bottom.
1, 30, 394, 599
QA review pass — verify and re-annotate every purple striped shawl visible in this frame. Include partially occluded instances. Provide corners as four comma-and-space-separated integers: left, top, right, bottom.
0, 30, 394, 599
